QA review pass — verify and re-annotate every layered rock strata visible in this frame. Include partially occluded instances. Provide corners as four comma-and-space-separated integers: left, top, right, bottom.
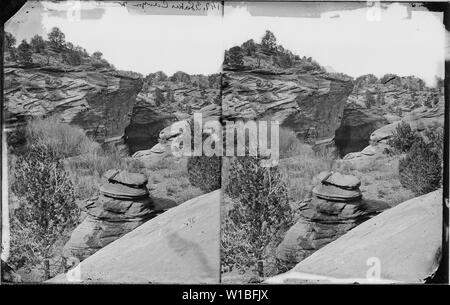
276, 171, 389, 269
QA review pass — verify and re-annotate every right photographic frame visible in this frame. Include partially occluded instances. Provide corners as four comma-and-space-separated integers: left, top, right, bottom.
219, 1, 448, 284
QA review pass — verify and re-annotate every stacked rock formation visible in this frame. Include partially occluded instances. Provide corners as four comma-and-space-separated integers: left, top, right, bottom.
63, 169, 176, 261
276, 171, 389, 269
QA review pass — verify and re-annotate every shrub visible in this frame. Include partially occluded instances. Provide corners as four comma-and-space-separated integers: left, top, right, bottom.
275, 53, 293, 68
226, 46, 244, 68
222, 156, 293, 280
17, 40, 33, 65
9, 144, 79, 275
364, 90, 376, 109
63, 49, 82, 66
399, 126, 443, 195
242, 39, 256, 56
48, 27, 65, 48
92, 51, 103, 60
387, 122, 420, 153
92, 58, 110, 68
5, 31, 16, 50
187, 156, 221, 192
30, 35, 45, 53
154, 87, 165, 106
261, 30, 277, 52
185, 118, 222, 193
399, 140, 442, 195
170, 71, 191, 83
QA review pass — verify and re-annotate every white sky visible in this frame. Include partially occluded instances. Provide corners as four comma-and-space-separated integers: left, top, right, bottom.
6, 1, 447, 85
223, 2, 446, 86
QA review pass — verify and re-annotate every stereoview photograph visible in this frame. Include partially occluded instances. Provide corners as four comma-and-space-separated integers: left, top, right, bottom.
1, 1, 447, 285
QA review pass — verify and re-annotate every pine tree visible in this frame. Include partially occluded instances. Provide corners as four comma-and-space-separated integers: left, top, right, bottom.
48, 27, 65, 48
5, 32, 16, 50
30, 35, 45, 53
222, 157, 293, 280
261, 30, 277, 52
17, 40, 33, 65
226, 46, 244, 68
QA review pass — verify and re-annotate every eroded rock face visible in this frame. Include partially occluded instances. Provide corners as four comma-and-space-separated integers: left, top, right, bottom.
338, 74, 443, 154
370, 101, 445, 144
335, 107, 388, 157
4, 67, 143, 149
62, 170, 176, 261
268, 189, 443, 284
125, 72, 220, 154
50, 190, 220, 284
132, 104, 222, 166
276, 171, 389, 269
222, 41, 354, 152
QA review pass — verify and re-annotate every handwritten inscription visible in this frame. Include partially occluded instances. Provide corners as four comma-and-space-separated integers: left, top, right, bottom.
117, 1, 221, 12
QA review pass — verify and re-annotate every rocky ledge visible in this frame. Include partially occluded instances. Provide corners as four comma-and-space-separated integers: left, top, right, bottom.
268, 189, 442, 283
50, 190, 220, 284
4, 66, 143, 150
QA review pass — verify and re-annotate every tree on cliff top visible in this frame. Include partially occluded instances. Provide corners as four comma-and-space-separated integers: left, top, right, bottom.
17, 40, 33, 65
261, 30, 277, 52
93, 51, 103, 60
48, 27, 65, 48
5, 32, 16, 50
30, 35, 46, 53
242, 39, 257, 56
225, 46, 244, 68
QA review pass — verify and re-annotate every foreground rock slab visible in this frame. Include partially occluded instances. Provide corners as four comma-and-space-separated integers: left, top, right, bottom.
268, 189, 442, 283
50, 190, 220, 283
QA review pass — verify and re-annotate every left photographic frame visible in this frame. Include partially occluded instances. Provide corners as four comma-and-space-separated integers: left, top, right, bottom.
2, 0, 223, 284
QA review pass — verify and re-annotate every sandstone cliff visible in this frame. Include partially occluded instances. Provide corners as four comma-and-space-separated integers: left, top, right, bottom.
222, 38, 354, 151
4, 48, 143, 151
336, 74, 443, 156
3, 44, 221, 156
266, 189, 442, 284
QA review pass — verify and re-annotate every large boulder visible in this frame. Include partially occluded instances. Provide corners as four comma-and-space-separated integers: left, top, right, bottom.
49, 190, 220, 283
268, 189, 442, 283
132, 104, 222, 165
337, 74, 443, 156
